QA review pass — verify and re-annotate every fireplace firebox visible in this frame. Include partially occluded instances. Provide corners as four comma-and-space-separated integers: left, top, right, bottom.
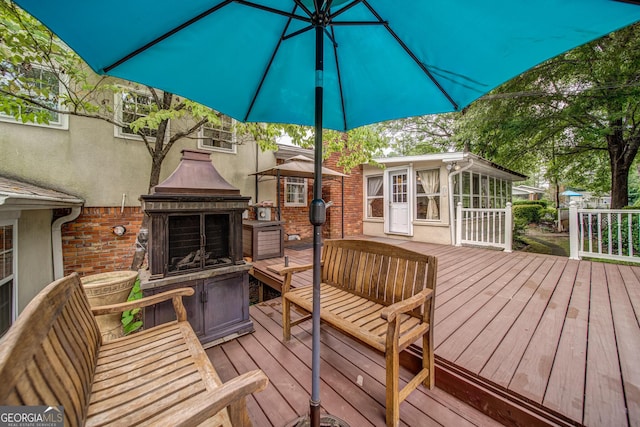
139, 149, 253, 346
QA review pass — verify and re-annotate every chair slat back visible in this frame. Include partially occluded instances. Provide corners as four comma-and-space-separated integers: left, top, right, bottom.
0, 273, 101, 427
321, 240, 437, 314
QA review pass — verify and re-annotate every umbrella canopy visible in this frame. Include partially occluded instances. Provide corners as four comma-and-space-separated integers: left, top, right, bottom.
561, 190, 583, 197
13, 1, 640, 425
252, 154, 347, 178
12, 1, 640, 132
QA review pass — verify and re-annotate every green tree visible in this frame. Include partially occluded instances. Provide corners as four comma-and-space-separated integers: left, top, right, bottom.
458, 23, 640, 208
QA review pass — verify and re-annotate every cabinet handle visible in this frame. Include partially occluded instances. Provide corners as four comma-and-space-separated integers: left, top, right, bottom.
201, 290, 208, 303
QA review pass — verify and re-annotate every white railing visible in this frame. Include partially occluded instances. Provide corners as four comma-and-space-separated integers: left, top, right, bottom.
569, 202, 640, 263
455, 202, 512, 252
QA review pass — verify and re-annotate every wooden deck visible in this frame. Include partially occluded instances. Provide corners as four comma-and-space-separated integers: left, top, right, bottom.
207, 301, 501, 427
243, 237, 640, 427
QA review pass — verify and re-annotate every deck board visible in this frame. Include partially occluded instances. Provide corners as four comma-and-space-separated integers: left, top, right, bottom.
542, 261, 590, 422
209, 302, 501, 427
604, 263, 640, 425
584, 262, 627, 427
247, 238, 640, 426
509, 259, 579, 403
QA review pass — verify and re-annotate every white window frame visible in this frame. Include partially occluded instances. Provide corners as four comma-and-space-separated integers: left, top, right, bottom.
284, 177, 308, 207
114, 88, 166, 141
198, 115, 237, 154
415, 168, 441, 222
0, 218, 18, 337
0, 63, 69, 129
365, 175, 384, 219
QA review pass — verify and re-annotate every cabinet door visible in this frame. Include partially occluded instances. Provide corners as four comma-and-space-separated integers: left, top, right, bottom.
144, 280, 204, 337
202, 272, 248, 337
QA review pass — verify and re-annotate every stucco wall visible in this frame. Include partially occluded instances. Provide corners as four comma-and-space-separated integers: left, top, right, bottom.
17, 210, 54, 314
0, 115, 277, 207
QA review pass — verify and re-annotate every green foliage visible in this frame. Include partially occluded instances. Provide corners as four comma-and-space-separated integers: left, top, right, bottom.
379, 23, 640, 208
513, 204, 542, 223
597, 212, 640, 258
513, 200, 548, 207
539, 207, 557, 222
121, 278, 143, 335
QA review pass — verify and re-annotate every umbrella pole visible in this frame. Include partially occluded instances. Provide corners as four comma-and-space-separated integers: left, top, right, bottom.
308, 18, 325, 427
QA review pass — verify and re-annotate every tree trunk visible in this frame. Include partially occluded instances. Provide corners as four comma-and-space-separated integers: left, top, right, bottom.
607, 121, 639, 209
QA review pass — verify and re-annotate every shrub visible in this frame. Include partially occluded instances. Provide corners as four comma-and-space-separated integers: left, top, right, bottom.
513, 199, 548, 207
539, 207, 557, 222
513, 204, 542, 223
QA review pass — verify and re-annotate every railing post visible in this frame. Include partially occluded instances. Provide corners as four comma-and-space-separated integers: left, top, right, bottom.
455, 202, 462, 247
504, 202, 512, 253
569, 201, 580, 260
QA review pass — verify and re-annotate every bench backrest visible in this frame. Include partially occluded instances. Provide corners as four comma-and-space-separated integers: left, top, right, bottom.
0, 273, 101, 426
321, 239, 437, 311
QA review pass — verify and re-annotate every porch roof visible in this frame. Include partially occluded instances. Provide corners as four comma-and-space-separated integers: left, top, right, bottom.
0, 176, 84, 211
374, 152, 527, 181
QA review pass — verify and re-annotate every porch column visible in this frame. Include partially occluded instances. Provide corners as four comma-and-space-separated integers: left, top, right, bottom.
455, 202, 462, 246
504, 202, 512, 253
569, 201, 580, 260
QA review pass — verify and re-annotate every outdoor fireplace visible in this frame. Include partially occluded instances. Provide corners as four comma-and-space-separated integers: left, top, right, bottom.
139, 149, 253, 346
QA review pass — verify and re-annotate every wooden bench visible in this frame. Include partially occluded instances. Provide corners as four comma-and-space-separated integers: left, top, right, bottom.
278, 239, 437, 427
0, 273, 268, 427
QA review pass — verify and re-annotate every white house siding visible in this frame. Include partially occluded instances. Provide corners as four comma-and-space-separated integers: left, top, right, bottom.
363, 161, 452, 244
16, 210, 54, 313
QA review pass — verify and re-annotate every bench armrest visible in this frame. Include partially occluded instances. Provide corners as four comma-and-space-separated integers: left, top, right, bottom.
268, 263, 314, 276
380, 288, 433, 322
91, 287, 195, 321
269, 262, 319, 294
168, 369, 269, 427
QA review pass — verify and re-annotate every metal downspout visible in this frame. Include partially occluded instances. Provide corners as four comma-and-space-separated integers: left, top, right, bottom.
52, 206, 81, 279
448, 159, 473, 246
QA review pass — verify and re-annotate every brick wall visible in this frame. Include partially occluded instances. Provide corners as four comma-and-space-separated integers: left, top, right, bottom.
276, 151, 364, 240
323, 153, 363, 239
62, 207, 143, 276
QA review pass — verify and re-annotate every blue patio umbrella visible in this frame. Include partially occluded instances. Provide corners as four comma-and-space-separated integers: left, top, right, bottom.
561, 190, 583, 197
12, 0, 640, 425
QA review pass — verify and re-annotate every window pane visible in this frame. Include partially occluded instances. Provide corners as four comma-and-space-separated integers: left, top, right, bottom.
119, 90, 157, 138
202, 114, 235, 151
366, 176, 384, 218
416, 169, 440, 220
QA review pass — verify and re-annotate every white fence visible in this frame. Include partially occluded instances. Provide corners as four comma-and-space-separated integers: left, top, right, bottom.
569, 202, 640, 263
455, 202, 512, 252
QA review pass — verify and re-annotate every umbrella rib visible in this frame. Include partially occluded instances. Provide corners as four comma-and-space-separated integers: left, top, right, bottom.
104, 0, 234, 73
360, 0, 459, 111
328, 0, 363, 20
329, 25, 348, 131
244, 5, 299, 122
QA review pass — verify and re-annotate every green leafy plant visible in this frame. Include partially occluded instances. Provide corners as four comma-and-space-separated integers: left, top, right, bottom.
513, 204, 542, 223
121, 278, 143, 335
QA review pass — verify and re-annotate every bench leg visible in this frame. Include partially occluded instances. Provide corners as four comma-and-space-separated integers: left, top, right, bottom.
385, 349, 400, 427
423, 328, 434, 389
228, 398, 252, 427
282, 296, 291, 341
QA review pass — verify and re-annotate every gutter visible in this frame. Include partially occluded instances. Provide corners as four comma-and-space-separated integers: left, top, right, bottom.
447, 159, 474, 246
52, 206, 82, 279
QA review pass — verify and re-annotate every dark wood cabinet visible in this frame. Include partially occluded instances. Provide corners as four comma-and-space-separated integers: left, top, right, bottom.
243, 220, 284, 260
141, 267, 253, 347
